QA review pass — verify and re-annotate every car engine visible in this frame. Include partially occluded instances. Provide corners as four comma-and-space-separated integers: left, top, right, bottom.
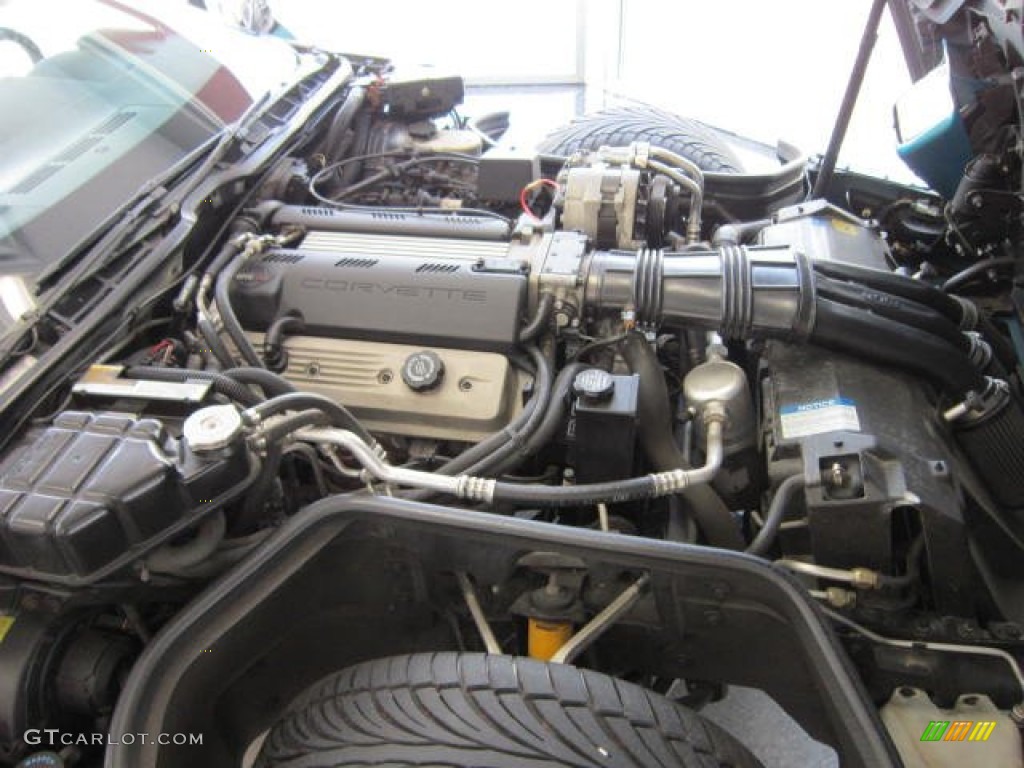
1, 54, 1024, 767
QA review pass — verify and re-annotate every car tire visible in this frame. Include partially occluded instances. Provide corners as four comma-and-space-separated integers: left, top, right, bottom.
538, 106, 744, 174
256, 652, 763, 768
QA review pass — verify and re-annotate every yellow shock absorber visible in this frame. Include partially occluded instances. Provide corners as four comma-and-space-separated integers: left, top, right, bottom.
528, 618, 573, 661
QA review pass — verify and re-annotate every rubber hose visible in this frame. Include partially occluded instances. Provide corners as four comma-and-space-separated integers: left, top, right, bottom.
812, 261, 1017, 371
491, 475, 657, 508
215, 253, 263, 367
197, 316, 237, 370
878, 536, 926, 588
264, 313, 303, 360
746, 474, 805, 556
979, 315, 1020, 373
519, 293, 555, 343
811, 298, 985, 398
812, 261, 965, 324
146, 511, 227, 574
462, 345, 554, 476
942, 256, 1016, 293
435, 345, 552, 477
712, 218, 771, 247
815, 275, 969, 352
223, 367, 296, 398
124, 366, 261, 407
486, 360, 588, 478
261, 408, 329, 444
205, 240, 244, 279
521, 361, 588, 457
339, 110, 372, 186
620, 333, 744, 549
237, 443, 281, 534
252, 392, 373, 445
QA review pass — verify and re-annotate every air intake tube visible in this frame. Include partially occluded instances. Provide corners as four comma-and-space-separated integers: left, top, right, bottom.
585, 244, 988, 398
584, 244, 1024, 508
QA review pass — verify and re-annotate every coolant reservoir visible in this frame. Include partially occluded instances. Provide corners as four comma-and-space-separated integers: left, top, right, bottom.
880, 687, 1021, 768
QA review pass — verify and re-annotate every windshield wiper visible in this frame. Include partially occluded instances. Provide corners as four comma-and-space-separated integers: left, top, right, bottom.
33, 132, 223, 291
34, 88, 282, 293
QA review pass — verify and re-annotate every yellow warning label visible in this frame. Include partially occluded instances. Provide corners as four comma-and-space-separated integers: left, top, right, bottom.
831, 218, 860, 237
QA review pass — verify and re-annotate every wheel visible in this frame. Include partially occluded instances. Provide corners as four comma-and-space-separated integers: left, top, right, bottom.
538, 106, 744, 174
257, 652, 762, 768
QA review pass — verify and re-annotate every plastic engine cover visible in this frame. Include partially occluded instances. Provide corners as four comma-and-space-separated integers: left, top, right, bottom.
0, 411, 251, 585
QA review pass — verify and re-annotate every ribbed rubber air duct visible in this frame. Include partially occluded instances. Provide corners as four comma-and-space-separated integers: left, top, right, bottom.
584, 244, 1024, 510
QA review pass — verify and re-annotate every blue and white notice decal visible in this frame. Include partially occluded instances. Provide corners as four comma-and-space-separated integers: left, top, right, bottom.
779, 397, 861, 439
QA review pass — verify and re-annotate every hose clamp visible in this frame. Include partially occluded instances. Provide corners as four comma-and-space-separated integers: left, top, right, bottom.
952, 295, 980, 331
456, 476, 496, 504
964, 331, 994, 370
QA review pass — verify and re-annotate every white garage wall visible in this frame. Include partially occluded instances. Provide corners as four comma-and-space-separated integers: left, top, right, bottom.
606, 0, 917, 180
273, 0, 585, 84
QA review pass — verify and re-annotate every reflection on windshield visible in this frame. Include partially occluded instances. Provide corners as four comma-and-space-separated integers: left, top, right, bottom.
0, 0, 253, 274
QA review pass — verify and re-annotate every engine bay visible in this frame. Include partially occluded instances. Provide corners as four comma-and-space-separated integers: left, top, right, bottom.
1, 46, 1024, 767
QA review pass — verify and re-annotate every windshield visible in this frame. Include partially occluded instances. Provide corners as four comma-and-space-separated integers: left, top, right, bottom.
0, 0, 297, 278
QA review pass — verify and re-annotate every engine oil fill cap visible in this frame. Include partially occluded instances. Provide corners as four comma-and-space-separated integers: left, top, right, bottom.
402, 350, 445, 392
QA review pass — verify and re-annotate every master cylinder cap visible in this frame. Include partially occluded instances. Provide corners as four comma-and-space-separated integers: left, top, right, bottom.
183, 404, 244, 453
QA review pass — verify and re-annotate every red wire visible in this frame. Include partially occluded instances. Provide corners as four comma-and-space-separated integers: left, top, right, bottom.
519, 178, 560, 221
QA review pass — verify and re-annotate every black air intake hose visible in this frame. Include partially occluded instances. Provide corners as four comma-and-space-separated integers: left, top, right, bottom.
814, 275, 969, 353
812, 261, 1017, 372
810, 299, 985, 398
588, 245, 989, 400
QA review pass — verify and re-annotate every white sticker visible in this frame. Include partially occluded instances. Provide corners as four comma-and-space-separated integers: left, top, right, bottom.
779, 397, 861, 439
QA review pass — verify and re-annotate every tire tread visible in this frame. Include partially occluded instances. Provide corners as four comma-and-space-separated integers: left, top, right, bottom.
538, 106, 743, 174
258, 653, 761, 768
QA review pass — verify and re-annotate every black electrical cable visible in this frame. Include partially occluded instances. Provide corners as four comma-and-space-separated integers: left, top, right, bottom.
571, 333, 628, 363
518, 293, 555, 343
941, 256, 1016, 293
811, 298, 986, 398
214, 253, 263, 367
251, 392, 373, 445
124, 366, 261, 406
746, 474, 805, 557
